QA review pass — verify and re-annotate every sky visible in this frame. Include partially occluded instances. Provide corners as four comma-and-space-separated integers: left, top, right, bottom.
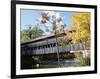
21, 9, 75, 35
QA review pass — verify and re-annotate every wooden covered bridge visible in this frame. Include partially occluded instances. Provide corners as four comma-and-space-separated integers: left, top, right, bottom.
21, 32, 87, 56
21, 31, 90, 69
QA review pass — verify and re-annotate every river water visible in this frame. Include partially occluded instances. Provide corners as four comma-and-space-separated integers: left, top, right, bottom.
32, 59, 76, 69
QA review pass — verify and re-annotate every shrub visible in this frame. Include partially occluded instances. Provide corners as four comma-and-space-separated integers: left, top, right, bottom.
73, 51, 90, 67
74, 57, 90, 67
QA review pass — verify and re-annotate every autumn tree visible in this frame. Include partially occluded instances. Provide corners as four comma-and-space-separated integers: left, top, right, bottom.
66, 12, 91, 48
37, 11, 66, 67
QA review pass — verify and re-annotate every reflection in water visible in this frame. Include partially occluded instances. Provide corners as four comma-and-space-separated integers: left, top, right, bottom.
32, 59, 75, 69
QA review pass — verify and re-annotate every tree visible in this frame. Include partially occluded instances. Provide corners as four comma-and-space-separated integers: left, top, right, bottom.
21, 29, 29, 43
37, 11, 66, 67
21, 26, 44, 43
66, 12, 90, 48
31, 26, 44, 38
58, 37, 68, 45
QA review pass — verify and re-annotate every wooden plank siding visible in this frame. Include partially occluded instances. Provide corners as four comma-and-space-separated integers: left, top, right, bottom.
21, 43, 87, 56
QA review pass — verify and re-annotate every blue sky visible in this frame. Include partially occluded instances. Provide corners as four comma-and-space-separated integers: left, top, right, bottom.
21, 9, 75, 35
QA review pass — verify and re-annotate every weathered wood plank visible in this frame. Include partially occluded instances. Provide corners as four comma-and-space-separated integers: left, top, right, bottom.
22, 43, 87, 55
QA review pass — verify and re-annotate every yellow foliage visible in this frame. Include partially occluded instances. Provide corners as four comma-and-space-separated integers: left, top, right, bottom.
66, 12, 90, 44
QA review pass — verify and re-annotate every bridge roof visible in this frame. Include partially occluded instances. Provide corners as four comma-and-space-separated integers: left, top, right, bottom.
21, 28, 76, 45
21, 32, 66, 45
